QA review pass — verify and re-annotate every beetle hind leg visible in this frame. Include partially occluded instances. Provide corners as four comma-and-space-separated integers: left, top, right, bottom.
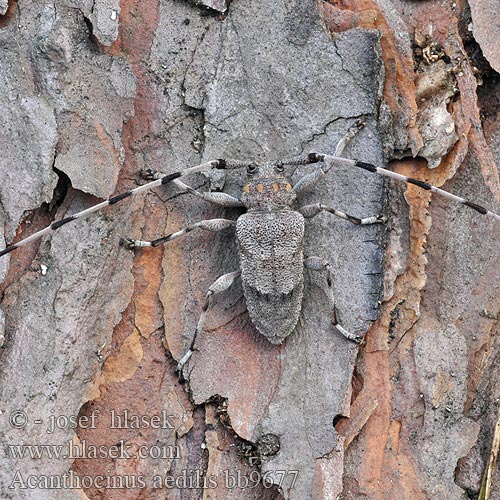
177, 270, 241, 378
304, 256, 363, 344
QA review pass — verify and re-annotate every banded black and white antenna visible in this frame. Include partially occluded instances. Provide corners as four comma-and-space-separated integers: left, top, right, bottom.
0, 159, 252, 258
0, 153, 499, 258
325, 154, 500, 222
284, 152, 500, 222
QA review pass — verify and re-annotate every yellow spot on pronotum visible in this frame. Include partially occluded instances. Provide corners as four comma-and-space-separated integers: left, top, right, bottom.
285, 183, 292, 191
257, 184, 264, 193
243, 184, 250, 193
273, 183, 280, 192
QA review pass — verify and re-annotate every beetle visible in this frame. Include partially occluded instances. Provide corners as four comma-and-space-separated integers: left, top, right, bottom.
1, 124, 498, 376
122, 156, 384, 373
120, 125, 386, 372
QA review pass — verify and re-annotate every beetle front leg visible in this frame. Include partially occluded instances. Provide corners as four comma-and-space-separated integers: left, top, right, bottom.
120, 219, 236, 249
141, 168, 244, 207
288, 120, 365, 195
177, 270, 241, 377
304, 256, 363, 344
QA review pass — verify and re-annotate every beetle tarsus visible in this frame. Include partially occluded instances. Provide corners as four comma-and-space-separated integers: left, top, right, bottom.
333, 321, 364, 344
176, 349, 193, 374
119, 237, 136, 250
140, 168, 162, 181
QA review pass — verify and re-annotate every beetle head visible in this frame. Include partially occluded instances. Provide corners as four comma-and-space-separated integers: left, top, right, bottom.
241, 162, 296, 210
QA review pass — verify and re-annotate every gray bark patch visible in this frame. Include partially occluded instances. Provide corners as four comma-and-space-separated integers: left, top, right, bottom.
153, 0, 386, 497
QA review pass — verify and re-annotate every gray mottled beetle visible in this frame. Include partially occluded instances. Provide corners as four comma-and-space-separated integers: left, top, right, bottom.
122, 127, 386, 373
1, 124, 499, 376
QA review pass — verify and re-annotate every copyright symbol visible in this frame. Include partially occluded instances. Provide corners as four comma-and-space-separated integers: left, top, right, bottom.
10, 411, 27, 428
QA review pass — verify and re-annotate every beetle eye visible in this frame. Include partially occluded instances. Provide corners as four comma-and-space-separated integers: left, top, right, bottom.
247, 163, 258, 174
274, 162, 284, 173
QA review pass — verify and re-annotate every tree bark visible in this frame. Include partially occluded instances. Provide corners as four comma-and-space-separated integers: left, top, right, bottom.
0, 1, 499, 499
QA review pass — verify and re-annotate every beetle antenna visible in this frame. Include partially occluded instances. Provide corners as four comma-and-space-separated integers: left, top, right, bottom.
318, 153, 500, 222
0, 159, 252, 258
274, 143, 500, 221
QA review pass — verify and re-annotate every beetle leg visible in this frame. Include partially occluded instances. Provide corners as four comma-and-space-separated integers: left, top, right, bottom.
304, 256, 363, 344
299, 203, 385, 225
288, 120, 365, 195
120, 219, 236, 250
177, 270, 241, 377
172, 179, 244, 207
140, 169, 243, 207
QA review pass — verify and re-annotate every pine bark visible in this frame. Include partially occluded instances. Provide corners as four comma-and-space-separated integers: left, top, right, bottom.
0, 1, 499, 499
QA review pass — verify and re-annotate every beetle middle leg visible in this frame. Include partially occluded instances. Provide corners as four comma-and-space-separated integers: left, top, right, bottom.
304, 256, 362, 344
120, 218, 236, 249
177, 270, 241, 375
299, 203, 385, 225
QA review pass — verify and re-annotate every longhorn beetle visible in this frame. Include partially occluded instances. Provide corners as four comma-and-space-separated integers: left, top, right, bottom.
1, 123, 499, 376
